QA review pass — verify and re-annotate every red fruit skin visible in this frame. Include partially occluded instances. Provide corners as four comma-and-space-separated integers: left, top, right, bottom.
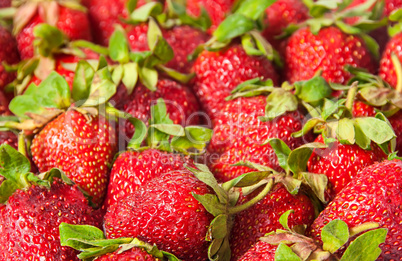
285, 26, 375, 84
0, 180, 100, 261
0, 90, 11, 115
16, 5, 92, 59
104, 149, 194, 209
307, 134, 386, 201
126, 24, 209, 74
186, 0, 233, 33
379, 32, 402, 89
87, 0, 149, 46
192, 44, 279, 119
207, 96, 311, 183
119, 78, 200, 140
262, 0, 309, 56
308, 159, 402, 260
237, 241, 277, 261
0, 0, 11, 7
94, 247, 160, 261
0, 26, 20, 95
104, 170, 213, 261
30, 110, 117, 206
230, 184, 315, 260
0, 131, 17, 149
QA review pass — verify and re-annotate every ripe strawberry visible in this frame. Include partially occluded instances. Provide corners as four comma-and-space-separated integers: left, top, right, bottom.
308, 159, 402, 260
0, 26, 20, 96
104, 149, 193, 209
262, 0, 309, 55
379, 32, 402, 88
31, 109, 117, 206
0, 131, 17, 149
104, 169, 213, 260
237, 240, 277, 261
186, 0, 234, 33
207, 96, 309, 183
230, 183, 315, 260
0, 90, 11, 115
193, 45, 279, 118
285, 26, 376, 84
14, 1, 92, 59
94, 248, 160, 261
307, 134, 387, 200
0, 144, 100, 261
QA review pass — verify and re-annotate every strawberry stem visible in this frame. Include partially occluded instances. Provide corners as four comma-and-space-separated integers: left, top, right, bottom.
391, 52, 402, 93
17, 132, 26, 157
345, 81, 358, 112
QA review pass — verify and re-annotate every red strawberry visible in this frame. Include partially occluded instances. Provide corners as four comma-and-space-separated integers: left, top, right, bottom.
307, 134, 387, 200
237, 240, 277, 261
0, 0, 11, 7
94, 248, 160, 261
104, 149, 193, 209
31, 110, 117, 206
186, 0, 234, 33
0, 131, 17, 149
230, 183, 315, 260
379, 32, 402, 88
0, 26, 20, 96
192, 44, 279, 118
0, 90, 11, 115
262, 0, 309, 55
308, 159, 402, 260
104, 169, 213, 260
14, 2, 92, 59
207, 96, 309, 183
285, 26, 376, 84
120, 78, 200, 140
87, 0, 149, 46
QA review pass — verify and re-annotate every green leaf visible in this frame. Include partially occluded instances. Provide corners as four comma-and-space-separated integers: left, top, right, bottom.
192, 193, 225, 217
223, 171, 271, 189
354, 123, 371, 150
321, 220, 349, 253
10, 72, 71, 119
301, 172, 328, 203
147, 18, 163, 51
129, 2, 163, 23
72, 60, 95, 102
122, 62, 139, 94
294, 76, 332, 103
354, 117, 396, 145
167, 0, 212, 31
359, 33, 380, 60
171, 126, 212, 154
275, 243, 302, 261
112, 64, 124, 85
336, 118, 355, 145
260, 88, 298, 121
235, 0, 278, 20
288, 143, 327, 174
139, 67, 158, 91
59, 223, 106, 250
0, 180, 20, 203
126, 0, 138, 14
151, 124, 185, 136
306, 17, 334, 35
82, 67, 116, 107
279, 210, 294, 231
33, 24, 66, 57
210, 214, 228, 239
109, 27, 130, 63
213, 13, 256, 42
266, 138, 291, 173
340, 228, 387, 261
157, 65, 195, 83
126, 117, 148, 150
308, 0, 338, 18
335, 20, 361, 34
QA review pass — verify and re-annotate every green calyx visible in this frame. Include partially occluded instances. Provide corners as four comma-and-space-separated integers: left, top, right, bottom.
3, 58, 118, 131
187, 162, 277, 261
226, 76, 332, 121
125, 98, 212, 155
388, 8, 402, 37
59, 223, 180, 261
189, 0, 280, 62
262, 211, 387, 261
0, 144, 74, 203
283, 0, 387, 59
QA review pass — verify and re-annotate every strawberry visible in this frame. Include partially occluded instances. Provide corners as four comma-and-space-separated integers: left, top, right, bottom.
0, 26, 19, 96
0, 0, 11, 7
230, 183, 315, 260
94, 248, 160, 261
0, 144, 100, 261
104, 99, 211, 209
12, 0, 92, 59
237, 240, 278, 261
308, 159, 402, 260
0, 90, 11, 115
262, 0, 309, 55
104, 169, 213, 260
0, 130, 17, 149
379, 32, 402, 88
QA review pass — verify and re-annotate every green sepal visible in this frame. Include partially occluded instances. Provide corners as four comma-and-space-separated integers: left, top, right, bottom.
171, 126, 212, 155
235, 0, 278, 20
265, 138, 291, 173
225, 78, 275, 101
166, 0, 212, 31
70, 40, 109, 56
128, 2, 164, 23
139, 66, 158, 91
33, 24, 67, 57
293, 76, 332, 103
275, 243, 303, 261
213, 13, 256, 43
156, 65, 195, 84
126, 117, 148, 150
109, 26, 130, 64
121, 62, 139, 94
306, 0, 338, 18
80, 67, 117, 107
72, 60, 95, 102
321, 220, 350, 253
359, 33, 380, 60
259, 88, 298, 121
287, 142, 327, 176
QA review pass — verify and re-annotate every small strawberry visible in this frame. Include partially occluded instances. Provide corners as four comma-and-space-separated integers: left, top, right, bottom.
308, 159, 402, 260
104, 98, 211, 209
104, 169, 214, 260
0, 144, 100, 261
0, 25, 19, 97
11, 0, 92, 59
284, 1, 383, 85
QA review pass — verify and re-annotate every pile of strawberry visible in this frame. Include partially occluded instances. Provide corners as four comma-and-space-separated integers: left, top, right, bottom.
1, 0, 402, 260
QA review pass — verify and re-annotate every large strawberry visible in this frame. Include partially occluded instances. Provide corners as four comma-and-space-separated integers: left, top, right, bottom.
104, 98, 211, 209
11, 0, 92, 59
0, 26, 19, 98
4, 64, 119, 206
308, 159, 402, 260
284, 0, 384, 85
104, 169, 213, 260
0, 144, 100, 261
